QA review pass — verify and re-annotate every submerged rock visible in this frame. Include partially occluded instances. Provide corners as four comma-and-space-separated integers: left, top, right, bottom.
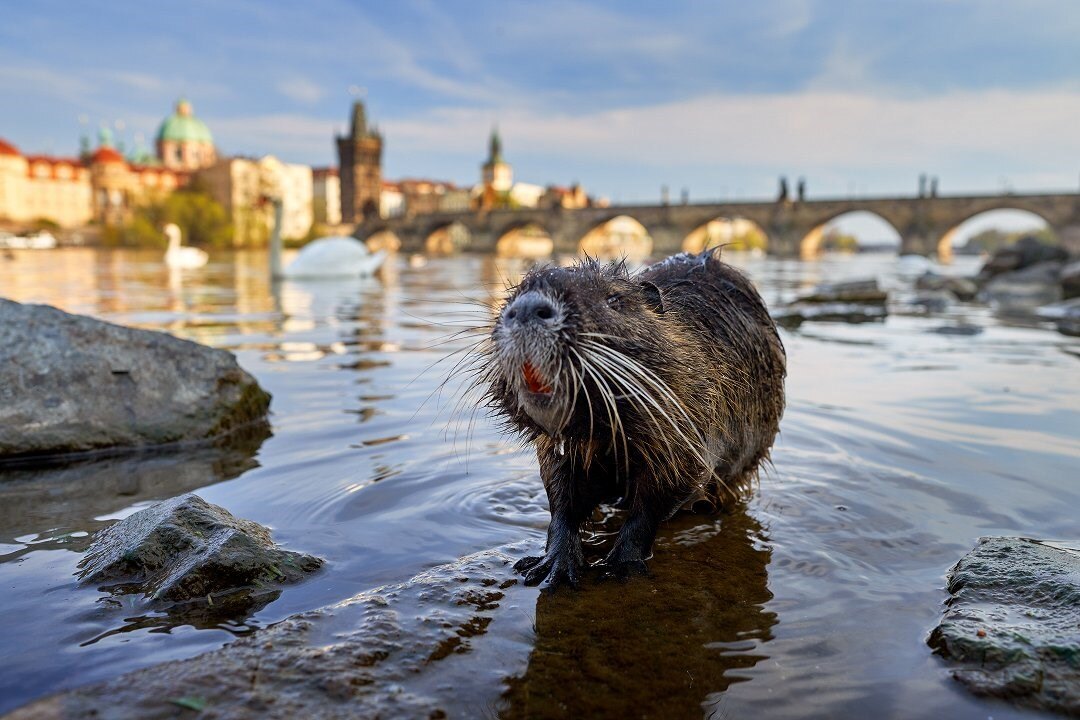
1061, 260, 1080, 301
773, 302, 887, 326
795, 278, 888, 305
914, 272, 979, 302
978, 261, 1064, 311
928, 536, 1080, 716
976, 236, 1069, 282
78, 494, 322, 606
1037, 297, 1080, 337
0, 298, 270, 460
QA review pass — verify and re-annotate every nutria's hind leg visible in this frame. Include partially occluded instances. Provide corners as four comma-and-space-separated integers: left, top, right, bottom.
597, 486, 680, 580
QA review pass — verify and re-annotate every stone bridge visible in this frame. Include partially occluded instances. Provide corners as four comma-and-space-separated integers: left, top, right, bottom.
356, 192, 1080, 259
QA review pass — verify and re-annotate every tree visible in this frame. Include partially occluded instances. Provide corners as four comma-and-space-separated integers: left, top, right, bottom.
109, 183, 233, 248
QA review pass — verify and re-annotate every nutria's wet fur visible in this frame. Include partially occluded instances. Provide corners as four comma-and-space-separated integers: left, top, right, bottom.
481, 250, 786, 587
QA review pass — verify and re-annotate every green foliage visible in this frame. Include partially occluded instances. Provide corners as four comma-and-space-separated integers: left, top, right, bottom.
30, 217, 61, 231
821, 230, 860, 252
726, 227, 768, 251
962, 226, 1057, 253
106, 185, 233, 249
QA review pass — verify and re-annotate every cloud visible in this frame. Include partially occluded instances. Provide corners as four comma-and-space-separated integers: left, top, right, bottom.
209, 114, 338, 163
387, 88, 1080, 174
277, 76, 325, 104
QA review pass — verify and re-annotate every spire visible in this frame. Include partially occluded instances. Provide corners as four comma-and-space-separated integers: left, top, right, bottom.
488, 126, 503, 164
350, 101, 368, 140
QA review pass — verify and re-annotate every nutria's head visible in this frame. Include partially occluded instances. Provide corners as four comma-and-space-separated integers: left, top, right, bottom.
489, 260, 666, 437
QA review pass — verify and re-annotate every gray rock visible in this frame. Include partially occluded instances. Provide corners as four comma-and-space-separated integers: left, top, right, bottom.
0, 298, 271, 460
78, 494, 322, 606
1061, 260, 1080, 300
908, 290, 954, 313
795, 278, 888, 305
928, 536, 1080, 716
773, 302, 887, 326
928, 323, 983, 336
976, 236, 1069, 281
914, 272, 979, 302
978, 261, 1064, 310
1037, 297, 1080, 337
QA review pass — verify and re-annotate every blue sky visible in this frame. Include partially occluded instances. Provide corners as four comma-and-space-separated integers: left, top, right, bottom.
2, 0, 1078, 215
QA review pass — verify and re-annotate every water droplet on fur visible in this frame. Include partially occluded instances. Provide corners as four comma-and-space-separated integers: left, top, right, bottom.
556, 439, 565, 456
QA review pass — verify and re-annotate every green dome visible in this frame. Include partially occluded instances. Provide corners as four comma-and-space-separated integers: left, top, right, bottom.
156, 99, 213, 144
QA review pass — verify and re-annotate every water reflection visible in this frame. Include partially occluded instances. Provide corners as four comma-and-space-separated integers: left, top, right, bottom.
502, 507, 775, 719
0, 248, 1076, 719
0, 426, 269, 564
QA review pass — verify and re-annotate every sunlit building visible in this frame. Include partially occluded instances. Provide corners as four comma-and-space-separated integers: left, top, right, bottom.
313, 167, 341, 225
197, 155, 312, 245
380, 180, 405, 218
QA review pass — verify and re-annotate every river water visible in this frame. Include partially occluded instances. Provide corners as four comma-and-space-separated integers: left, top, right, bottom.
0, 248, 1076, 718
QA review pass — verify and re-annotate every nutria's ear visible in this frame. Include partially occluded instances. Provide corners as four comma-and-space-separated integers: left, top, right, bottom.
640, 281, 665, 314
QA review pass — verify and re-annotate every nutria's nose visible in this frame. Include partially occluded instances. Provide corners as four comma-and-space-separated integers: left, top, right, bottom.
505, 292, 558, 326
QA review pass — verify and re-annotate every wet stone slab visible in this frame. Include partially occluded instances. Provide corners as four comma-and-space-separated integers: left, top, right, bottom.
928, 536, 1080, 716
8, 543, 537, 720
7, 506, 778, 720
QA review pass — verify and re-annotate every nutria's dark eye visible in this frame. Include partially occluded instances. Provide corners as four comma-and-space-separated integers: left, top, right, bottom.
606, 294, 621, 309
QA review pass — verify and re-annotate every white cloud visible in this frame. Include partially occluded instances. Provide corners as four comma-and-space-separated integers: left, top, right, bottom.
210, 114, 337, 163
387, 88, 1080, 173
277, 76, 325, 104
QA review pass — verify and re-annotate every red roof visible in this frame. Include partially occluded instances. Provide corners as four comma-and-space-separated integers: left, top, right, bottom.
91, 146, 125, 164
0, 139, 20, 156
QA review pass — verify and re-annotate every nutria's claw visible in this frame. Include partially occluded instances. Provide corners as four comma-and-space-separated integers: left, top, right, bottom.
513, 555, 544, 573
596, 559, 649, 582
515, 552, 580, 588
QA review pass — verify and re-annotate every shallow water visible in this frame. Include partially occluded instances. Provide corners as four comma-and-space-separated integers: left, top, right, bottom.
0, 248, 1076, 718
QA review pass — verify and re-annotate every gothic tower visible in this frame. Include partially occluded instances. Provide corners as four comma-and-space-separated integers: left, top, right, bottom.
481, 126, 512, 192
336, 101, 383, 223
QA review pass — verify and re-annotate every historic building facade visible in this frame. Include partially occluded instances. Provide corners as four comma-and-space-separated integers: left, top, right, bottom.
156, 99, 217, 171
336, 101, 383, 223
0, 131, 184, 229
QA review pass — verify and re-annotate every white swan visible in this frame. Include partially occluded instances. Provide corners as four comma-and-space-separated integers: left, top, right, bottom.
163, 223, 208, 269
267, 198, 386, 279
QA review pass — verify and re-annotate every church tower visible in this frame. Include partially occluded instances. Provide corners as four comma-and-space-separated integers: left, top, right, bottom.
481, 127, 512, 192
336, 101, 383, 223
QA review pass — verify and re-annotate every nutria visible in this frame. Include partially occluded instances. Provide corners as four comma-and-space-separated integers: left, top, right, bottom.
476, 249, 786, 587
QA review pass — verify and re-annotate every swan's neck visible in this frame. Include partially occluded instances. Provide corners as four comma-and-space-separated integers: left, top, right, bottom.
167, 234, 180, 250
269, 200, 284, 279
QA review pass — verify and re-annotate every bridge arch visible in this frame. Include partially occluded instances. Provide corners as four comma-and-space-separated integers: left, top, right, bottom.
800, 211, 902, 258
363, 227, 402, 254
683, 217, 769, 254
424, 220, 472, 255
578, 215, 653, 260
936, 207, 1055, 263
494, 220, 554, 258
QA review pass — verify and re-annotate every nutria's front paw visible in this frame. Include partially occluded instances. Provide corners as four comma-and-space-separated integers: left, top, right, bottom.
513, 551, 581, 588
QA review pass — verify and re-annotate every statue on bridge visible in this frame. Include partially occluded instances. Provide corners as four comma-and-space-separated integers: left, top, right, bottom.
778, 176, 789, 203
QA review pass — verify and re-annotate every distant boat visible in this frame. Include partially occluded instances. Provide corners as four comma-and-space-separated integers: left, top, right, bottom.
163, 223, 208, 269
0, 230, 57, 250
266, 198, 386, 279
